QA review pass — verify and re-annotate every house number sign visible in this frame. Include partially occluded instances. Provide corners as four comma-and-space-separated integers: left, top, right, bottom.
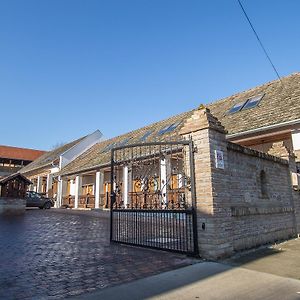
215, 150, 224, 169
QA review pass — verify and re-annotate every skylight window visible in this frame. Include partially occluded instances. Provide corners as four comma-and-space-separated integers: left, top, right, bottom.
101, 143, 116, 153
139, 130, 153, 142
227, 101, 247, 114
158, 121, 181, 136
118, 138, 131, 147
243, 94, 264, 110
227, 94, 264, 114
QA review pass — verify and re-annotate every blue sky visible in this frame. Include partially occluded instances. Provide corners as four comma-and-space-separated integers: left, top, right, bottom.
1, 0, 299, 150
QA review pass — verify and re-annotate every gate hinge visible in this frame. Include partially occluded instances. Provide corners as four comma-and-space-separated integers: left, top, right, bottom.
193, 146, 198, 153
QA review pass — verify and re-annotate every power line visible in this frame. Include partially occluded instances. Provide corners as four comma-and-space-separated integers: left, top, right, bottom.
237, 0, 283, 84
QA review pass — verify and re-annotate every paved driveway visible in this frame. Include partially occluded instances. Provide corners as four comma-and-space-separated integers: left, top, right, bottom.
0, 209, 196, 299
72, 238, 300, 300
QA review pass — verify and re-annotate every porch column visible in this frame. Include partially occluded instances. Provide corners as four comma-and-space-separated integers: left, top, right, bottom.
28, 178, 34, 191
46, 174, 53, 198
177, 173, 184, 188
74, 175, 82, 209
105, 182, 109, 208
57, 177, 67, 208
33, 178, 37, 192
37, 176, 43, 193
160, 158, 167, 207
95, 171, 104, 209
123, 166, 129, 208
128, 167, 132, 206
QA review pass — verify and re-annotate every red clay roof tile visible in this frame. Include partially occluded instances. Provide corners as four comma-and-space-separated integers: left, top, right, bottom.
0, 145, 46, 161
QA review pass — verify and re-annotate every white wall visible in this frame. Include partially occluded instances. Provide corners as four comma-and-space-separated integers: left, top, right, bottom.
69, 180, 76, 195
292, 130, 300, 151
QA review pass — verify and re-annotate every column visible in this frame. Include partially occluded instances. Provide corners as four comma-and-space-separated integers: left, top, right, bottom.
46, 174, 53, 197
123, 166, 129, 208
128, 167, 132, 206
57, 177, 67, 208
33, 178, 37, 192
105, 182, 109, 208
57, 178, 63, 208
160, 158, 167, 207
95, 171, 104, 209
37, 176, 43, 193
74, 175, 82, 209
177, 173, 184, 188
28, 178, 34, 191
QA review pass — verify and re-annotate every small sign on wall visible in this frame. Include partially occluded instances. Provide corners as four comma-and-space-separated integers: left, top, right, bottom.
215, 150, 224, 169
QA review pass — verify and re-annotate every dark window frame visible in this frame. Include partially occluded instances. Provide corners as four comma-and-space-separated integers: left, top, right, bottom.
227, 93, 265, 115
157, 121, 181, 136
242, 94, 265, 110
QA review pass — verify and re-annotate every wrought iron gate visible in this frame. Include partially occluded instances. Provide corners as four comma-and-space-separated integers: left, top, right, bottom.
110, 140, 199, 255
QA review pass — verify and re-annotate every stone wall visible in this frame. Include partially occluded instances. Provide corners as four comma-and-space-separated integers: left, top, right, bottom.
0, 197, 26, 215
180, 107, 298, 259
227, 142, 296, 251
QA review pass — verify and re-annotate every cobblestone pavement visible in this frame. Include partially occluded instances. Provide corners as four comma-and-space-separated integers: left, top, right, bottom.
0, 209, 196, 299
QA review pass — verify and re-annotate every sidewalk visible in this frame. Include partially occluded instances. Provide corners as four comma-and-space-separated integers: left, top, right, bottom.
72, 261, 300, 300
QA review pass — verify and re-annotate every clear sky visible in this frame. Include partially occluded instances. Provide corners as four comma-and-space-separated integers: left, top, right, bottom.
1, 0, 299, 150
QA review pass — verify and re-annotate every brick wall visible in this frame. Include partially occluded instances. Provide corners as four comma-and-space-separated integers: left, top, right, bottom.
180, 107, 298, 259
247, 139, 300, 236
227, 142, 296, 251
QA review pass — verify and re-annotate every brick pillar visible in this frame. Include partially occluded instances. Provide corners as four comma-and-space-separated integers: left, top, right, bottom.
180, 106, 233, 259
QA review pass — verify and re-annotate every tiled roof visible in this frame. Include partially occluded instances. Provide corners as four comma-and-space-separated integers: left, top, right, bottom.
20, 137, 86, 174
0, 145, 45, 161
59, 110, 194, 176
59, 72, 300, 176
208, 72, 300, 135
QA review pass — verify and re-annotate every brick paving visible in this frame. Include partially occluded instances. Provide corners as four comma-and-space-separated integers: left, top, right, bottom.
0, 209, 196, 299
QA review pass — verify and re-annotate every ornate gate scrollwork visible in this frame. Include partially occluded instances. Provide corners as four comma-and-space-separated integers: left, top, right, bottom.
110, 140, 198, 255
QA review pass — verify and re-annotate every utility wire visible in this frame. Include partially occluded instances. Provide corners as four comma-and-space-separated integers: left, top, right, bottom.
237, 0, 283, 84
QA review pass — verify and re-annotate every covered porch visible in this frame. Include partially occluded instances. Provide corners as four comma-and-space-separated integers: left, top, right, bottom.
59, 143, 189, 210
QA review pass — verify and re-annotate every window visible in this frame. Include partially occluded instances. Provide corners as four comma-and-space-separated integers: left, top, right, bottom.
102, 138, 131, 153
158, 121, 181, 136
101, 143, 117, 153
139, 130, 153, 142
227, 94, 264, 114
243, 94, 264, 110
227, 101, 247, 114
118, 138, 131, 147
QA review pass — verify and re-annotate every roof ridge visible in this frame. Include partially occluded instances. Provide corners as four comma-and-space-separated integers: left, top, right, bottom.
206, 72, 300, 107
0, 145, 46, 152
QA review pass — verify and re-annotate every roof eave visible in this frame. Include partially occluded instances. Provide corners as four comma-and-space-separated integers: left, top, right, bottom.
227, 118, 300, 140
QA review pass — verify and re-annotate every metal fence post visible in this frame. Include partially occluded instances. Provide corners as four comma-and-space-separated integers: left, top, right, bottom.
110, 149, 116, 242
